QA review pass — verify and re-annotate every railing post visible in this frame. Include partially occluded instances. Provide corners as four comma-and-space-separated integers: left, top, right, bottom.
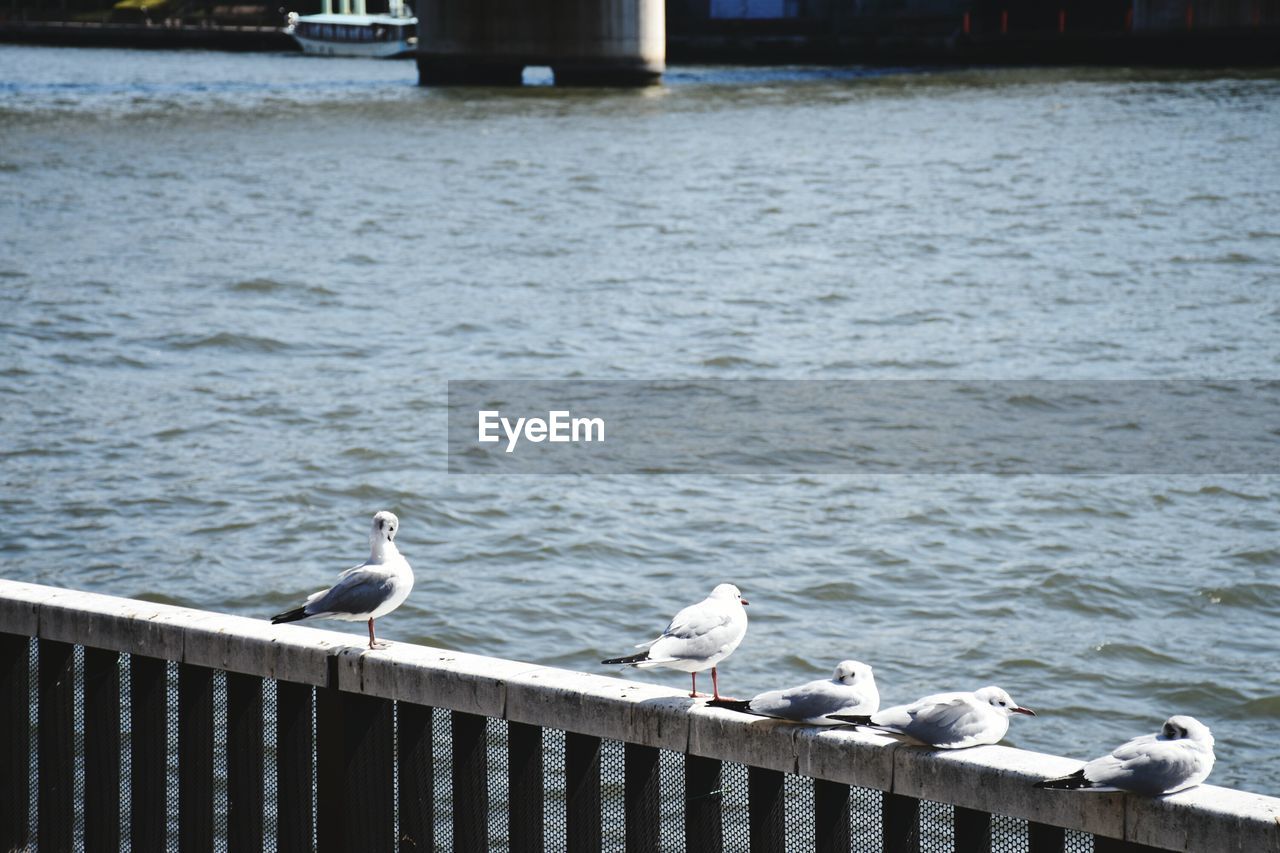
227, 672, 264, 852
624, 742, 660, 853
685, 754, 723, 851
179, 662, 215, 852
130, 655, 168, 850
882, 792, 920, 853
0, 633, 29, 852
84, 646, 121, 853
38, 639, 75, 851
451, 711, 489, 852
566, 732, 603, 852
276, 680, 315, 853
508, 721, 543, 853
748, 766, 785, 853
398, 702, 435, 853
317, 678, 395, 853
814, 779, 850, 853
954, 807, 991, 851
1028, 822, 1065, 853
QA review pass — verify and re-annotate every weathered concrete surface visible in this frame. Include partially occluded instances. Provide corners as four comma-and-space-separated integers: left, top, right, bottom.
417, 0, 664, 86
896, 743, 1127, 838
3, 579, 1279, 852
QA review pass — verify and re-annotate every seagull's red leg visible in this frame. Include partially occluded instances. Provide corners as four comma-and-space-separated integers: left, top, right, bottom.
712, 667, 721, 701
368, 618, 376, 649
689, 672, 698, 698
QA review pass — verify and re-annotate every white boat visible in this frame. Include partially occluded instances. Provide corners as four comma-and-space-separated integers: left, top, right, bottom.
284, 0, 416, 58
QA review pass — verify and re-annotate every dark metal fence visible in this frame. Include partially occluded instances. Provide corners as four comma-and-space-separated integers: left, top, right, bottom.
2, 581, 1276, 853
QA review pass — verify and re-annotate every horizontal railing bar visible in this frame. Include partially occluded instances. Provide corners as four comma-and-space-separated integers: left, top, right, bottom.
2, 579, 1278, 853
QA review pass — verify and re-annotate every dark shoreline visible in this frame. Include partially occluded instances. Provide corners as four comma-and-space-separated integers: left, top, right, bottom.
0, 20, 296, 51
1, 18, 1277, 66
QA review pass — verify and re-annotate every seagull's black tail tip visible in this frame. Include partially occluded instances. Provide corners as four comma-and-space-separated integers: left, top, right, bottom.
826, 713, 873, 725
1034, 770, 1092, 790
601, 652, 649, 665
271, 606, 308, 625
706, 698, 752, 713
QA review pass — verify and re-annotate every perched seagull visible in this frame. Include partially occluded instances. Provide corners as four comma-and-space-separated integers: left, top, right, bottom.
602, 582, 749, 700
828, 685, 1035, 748
1035, 715, 1215, 796
708, 660, 879, 725
271, 511, 413, 650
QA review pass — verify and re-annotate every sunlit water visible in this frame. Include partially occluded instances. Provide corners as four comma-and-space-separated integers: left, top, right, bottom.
2, 46, 1278, 794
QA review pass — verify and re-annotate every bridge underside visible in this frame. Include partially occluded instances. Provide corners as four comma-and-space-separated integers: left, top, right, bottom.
416, 0, 666, 87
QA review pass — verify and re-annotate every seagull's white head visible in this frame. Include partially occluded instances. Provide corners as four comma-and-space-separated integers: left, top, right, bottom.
1161, 715, 1213, 746
832, 660, 874, 687
371, 511, 400, 543
975, 686, 1036, 717
710, 583, 749, 606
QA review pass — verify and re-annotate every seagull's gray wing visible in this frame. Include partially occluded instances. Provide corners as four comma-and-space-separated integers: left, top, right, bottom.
643, 599, 737, 662
750, 679, 871, 723
306, 568, 397, 617
1083, 735, 1210, 795
867, 694, 989, 747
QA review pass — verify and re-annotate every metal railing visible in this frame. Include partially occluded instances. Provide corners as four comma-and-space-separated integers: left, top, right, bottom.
1, 579, 1277, 852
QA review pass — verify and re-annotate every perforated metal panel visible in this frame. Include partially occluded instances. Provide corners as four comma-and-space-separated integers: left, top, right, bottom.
600, 737, 626, 850
487, 717, 510, 849
1066, 828, 1096, 853
25, 638, 36, 849
852, 783, 883, 851
432, 706, 454, 849
659, 745, 686, 850
784, 773, 816, 851
993, 812, 1029, 852
921, 799, 955, 852
722, 761, 749, 850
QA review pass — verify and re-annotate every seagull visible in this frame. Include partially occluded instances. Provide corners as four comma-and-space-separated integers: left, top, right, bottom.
707, 660, 879, 724
601, 582, 749, 700
1034, 715, 1215, 795
828, 685, 1035, 748
271, 511, 413, 650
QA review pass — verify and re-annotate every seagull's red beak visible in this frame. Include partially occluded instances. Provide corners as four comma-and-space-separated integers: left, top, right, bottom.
740, 597, 749, 605
1012, 706, 1036, 716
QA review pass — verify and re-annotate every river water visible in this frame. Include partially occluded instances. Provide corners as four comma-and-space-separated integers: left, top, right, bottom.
1, 46, 1278, 795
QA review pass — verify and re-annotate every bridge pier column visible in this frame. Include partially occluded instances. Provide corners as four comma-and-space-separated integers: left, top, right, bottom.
417, 0, 665, 87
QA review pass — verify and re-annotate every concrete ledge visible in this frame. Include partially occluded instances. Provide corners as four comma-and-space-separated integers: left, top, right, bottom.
3, 580, 1278, 852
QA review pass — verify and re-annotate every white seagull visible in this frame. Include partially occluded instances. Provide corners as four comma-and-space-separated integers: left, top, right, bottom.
272, 511, 414, 650
602, 582, 749, 700
828, 685, 1035, 748
708, 660, 879, 724
1035, 715, 1215, 795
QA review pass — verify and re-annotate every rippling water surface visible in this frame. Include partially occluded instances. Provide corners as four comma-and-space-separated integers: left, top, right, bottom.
2, 46, 1278, 793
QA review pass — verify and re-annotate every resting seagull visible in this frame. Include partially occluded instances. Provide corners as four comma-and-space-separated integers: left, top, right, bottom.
828, 685, 1035, 748
1035, 715, 1215, 795
708, 660, 879, 724
272, 511, 413, 650
602, 583, 749, 700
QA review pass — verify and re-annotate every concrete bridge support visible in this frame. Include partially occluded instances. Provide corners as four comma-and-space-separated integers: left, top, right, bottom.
416, 0, 665, 87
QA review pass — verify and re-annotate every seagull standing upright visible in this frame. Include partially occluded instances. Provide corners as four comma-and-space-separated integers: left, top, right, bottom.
1035, 715, 1215, 795
272, 511, 413, 650
601, 582, 749, 700
828, 685, 1035, 748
